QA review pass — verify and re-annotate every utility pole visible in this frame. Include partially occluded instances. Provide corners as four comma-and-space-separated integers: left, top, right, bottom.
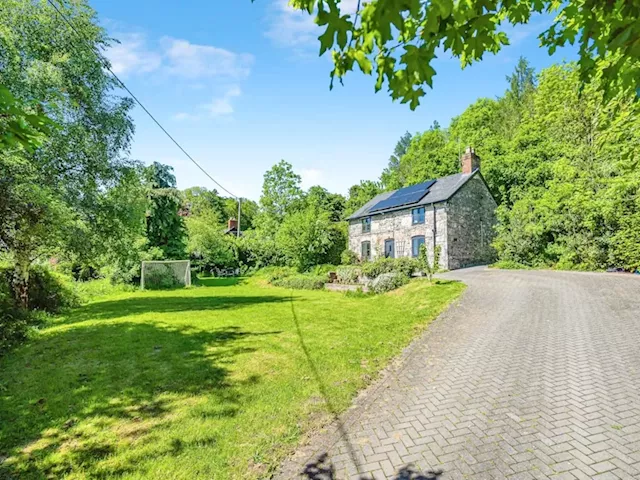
236, 197, 241, 238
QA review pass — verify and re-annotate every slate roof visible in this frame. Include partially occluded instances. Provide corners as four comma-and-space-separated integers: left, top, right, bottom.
347, 171, 477, 220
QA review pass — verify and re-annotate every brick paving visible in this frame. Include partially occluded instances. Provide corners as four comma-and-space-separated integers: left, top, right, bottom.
278, 268, 640, 479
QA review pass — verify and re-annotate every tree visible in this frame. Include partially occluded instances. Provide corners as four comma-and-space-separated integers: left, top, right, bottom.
345, 180, 382, 217
183, 186, 226, 219
186, 216, 238, 272
0, 86, 55, 152
497, 57, 537, 140
276, 205, 339, 271
283, 0, 640, 108
381, 131, 412, 189
0, 0, 136, 306
225, 197, 259, 231
394, 122, 456, 186
306, 185, 346, 221
257, 160, 304, 235
145, 163, 187, 260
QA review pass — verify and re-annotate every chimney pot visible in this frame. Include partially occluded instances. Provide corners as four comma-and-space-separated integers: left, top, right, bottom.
461, 146, 480, 174
228, 218, 238, 231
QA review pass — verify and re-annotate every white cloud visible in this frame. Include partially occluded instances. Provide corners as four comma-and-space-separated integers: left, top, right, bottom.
265, 0, 361, 49
173, 112, 197, 121
300, 168, 324, 189
202, 86, 242, 117
104, 33, 162, 76
103, 33, 253, 79
160, 38, 254, 79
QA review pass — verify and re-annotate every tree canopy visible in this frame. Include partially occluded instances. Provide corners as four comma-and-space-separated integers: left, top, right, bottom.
361, 58, 640, 271
284, 0, 640, 108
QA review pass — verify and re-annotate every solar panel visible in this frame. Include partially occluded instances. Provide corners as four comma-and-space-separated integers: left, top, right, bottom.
369, 180, 436, 213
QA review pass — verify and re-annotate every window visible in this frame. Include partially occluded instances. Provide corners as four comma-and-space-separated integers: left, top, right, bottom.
362, 216, 371, 233
412, 207, 425, 225
384, 239, 395, 258
361, 241, 371, 260
411, 235, 425, 257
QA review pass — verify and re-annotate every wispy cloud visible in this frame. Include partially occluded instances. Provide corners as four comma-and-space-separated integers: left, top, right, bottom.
160, 38, 253, 79
172, 86, 243, 121
104, 33, 162, 76
202, 86, 242, 117
104, 33, 253, 79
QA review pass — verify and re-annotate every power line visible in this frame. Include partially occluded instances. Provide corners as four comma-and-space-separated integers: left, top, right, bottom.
45, 0, 238, 199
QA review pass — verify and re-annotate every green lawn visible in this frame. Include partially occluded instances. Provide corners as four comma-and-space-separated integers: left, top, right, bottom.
0, 277, 464, 479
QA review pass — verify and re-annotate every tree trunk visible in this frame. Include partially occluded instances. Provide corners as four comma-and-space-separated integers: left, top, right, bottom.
12, 260, 30, 310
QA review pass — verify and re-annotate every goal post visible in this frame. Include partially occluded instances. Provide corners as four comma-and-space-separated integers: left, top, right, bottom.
141, 260, 191, 290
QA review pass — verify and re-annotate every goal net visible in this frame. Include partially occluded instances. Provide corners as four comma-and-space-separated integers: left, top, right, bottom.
141, 260, 191, 290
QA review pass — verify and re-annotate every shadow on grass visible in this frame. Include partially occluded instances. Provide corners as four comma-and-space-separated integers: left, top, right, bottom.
0, 321, 280, 479
62, 294, 295, 324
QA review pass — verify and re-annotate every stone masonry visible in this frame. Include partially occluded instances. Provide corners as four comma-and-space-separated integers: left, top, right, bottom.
348, 171, 497, 270
348, 203, 449, 269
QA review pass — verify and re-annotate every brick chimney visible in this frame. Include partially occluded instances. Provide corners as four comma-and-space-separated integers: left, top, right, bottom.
461, 146, 480, 174
228, 218, 238, 231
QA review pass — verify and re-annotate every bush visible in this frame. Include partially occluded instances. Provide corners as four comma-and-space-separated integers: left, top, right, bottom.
259, 266, 297, 283
272, 274, 326, 290
26, 265, 80, 311
307, 264, 337, 278
0, 276, 29, 356
336, 266, 362, 284
70, 278, 136, 303
0, 265, 76, 356
491, 260, 532, 270
361, 257, 420, 279
367, 272, 409, 294
340, 249, 359, 265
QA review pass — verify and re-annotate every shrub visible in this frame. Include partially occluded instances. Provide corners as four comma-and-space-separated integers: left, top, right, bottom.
340, 249, 359, 265
336, 266, 362, 284
0, 266, 76, 356
367, 272, 409, 294
70, 278, 136, 303
272, 274, 326, 290
307, 264, 337, 278
491, 260, 532, 270
361, 257, 420, 279
0, 276, 29, 356
260, 266, 297, 283
26, 266, 80, 311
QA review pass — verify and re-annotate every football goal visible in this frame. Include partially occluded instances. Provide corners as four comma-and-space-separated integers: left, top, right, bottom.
141, 260, 191, 290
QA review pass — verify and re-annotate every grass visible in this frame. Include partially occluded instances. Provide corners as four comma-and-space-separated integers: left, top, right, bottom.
0, 276, 464, 479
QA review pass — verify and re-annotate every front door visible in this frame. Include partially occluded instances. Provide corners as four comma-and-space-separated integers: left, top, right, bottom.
384, 239, 395, 258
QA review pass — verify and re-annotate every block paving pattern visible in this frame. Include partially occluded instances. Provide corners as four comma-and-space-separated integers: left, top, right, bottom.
278, 268, 640, 479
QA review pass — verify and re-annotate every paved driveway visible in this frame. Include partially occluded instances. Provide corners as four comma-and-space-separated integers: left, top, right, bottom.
279, 268, 640, 479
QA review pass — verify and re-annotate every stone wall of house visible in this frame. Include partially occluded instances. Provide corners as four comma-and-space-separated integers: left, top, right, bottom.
348, 202, 449, 269
446, 174, 497, 269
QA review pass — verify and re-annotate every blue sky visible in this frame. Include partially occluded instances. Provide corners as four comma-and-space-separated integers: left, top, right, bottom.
92, 0, 576, 201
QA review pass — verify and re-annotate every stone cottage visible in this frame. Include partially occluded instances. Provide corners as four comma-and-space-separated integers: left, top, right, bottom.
347, 147, 497, 270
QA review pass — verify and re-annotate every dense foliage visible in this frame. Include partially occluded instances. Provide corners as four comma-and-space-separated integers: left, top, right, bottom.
287, 0, 640, 109
372, 59, 640, 271
0, 0, 141, 312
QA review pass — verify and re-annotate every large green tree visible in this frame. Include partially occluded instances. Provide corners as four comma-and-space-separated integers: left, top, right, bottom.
283, 0, 640, 108
256, 160, 304, 235
380, 131, 413, 189
0, 0, 137, 306
145, 163, 187, 260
